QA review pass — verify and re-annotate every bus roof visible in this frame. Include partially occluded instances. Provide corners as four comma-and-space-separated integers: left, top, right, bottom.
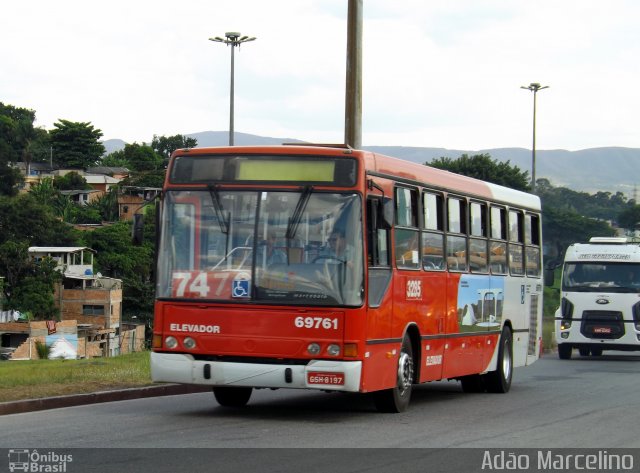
170, 145, 540, 211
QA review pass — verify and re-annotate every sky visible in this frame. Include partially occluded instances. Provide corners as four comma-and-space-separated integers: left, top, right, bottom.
2, 0, 639, 151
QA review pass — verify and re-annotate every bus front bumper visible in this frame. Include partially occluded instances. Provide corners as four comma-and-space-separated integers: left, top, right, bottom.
151, 352, 363, 392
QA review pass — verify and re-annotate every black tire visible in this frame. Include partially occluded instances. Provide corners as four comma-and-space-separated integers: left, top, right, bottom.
558, 344, 572, 360
591, 347, 603, 356
460, 374, 486, 393
373, 337, 414, 413
483, 326, 513, 393
579, 348, 590, 357
213, 386, 252, 407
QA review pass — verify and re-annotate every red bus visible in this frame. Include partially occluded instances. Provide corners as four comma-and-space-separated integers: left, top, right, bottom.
150, 145, 543, 412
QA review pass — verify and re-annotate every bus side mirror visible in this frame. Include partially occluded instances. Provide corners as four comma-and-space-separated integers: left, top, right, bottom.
132, 213, 144, 246
380, 199, 394, 229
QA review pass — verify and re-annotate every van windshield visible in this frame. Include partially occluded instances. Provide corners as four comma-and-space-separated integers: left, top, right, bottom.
562, 262, 640, 292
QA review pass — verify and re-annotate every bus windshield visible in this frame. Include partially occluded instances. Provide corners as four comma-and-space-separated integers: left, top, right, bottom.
157, 189, 364, 306
562, 262, 640, 293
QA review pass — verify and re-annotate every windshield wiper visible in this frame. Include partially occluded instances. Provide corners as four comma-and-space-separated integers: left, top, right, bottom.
207, 184, 229, 234
286, 186, 312, 240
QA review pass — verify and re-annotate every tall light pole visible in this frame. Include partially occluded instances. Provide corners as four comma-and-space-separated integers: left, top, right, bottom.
209, 32, 256, 146
520, 82, 549, 192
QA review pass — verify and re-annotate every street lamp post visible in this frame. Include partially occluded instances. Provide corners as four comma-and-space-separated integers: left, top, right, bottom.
520, 82, 549, 193
209, 32, 256, 146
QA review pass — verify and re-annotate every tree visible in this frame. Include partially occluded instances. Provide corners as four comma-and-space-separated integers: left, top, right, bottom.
0, 102, 41, 195
0, 102, 37, 162
543, 206, 615, 261
0, 194, 79, 246
85, 189, 119, 222
100, 150, 130, 168
0, 241, 61, 319
536, 178, 634, 222
120, 170, 165, 188
0, 163, 22, 197
83, 221, 154, 319
428, 154, 530, 192
49, 119, 105, 169
53, 171, 90, 190
152, 134, 197, 161
121, 143, 162, 172
617, 205, 640, 231
29, 178, 58, 206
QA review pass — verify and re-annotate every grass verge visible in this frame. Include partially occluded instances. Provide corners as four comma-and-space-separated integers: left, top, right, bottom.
0, 351, 152, 403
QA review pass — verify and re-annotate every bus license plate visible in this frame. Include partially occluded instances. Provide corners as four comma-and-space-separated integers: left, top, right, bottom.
307, 372, 344, 385
593, 327, 612, 334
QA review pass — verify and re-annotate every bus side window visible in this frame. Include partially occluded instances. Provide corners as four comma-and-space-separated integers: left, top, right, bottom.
525, 213, 541, 277
508, 209, 525, 276
490, 206, 507, 274
367, 196, 392, 307
447, 197, 468, 272
422, 191, 445, 270
395, 187, 419, 269
367, 197, 390, 267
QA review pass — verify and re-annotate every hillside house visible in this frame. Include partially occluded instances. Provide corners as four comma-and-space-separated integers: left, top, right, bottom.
14, 165, 122, 196
0, 247, 144, 360
59, 189, 102, 206
118, 186, 161, 221
86, 166, 130, 180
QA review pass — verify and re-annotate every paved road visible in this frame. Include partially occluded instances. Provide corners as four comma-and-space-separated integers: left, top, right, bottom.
2, 353, 640, 472
2, 353, 640, 448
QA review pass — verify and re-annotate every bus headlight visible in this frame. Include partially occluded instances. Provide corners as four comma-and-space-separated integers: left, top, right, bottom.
307, 343, 321, 355
165, 336, 178, 349
183, 337, 196, 349
327, 344, 341, 356
560, 320, 572, 330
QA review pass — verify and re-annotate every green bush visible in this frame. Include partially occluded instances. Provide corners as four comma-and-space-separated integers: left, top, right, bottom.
35, 340, 50, 360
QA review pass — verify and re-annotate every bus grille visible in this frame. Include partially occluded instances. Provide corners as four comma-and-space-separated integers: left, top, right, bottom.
580, 311, 625, 339
528, 294, 539, 356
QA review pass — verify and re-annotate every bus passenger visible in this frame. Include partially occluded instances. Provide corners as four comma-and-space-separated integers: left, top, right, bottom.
257, 234, 286, 265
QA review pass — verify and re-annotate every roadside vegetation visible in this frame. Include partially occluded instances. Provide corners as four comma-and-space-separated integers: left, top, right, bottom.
0, 352, 151, 403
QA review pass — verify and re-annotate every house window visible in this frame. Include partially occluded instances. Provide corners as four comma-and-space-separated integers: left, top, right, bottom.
83, 305, 105, 316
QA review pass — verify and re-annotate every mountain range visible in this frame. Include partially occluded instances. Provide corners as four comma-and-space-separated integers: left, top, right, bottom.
102, 131, 640, 196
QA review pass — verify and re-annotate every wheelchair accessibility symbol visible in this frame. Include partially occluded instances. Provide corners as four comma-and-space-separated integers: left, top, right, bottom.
232, 273, 251, 298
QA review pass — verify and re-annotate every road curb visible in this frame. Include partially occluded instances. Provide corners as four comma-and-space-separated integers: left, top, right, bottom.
0, 384, 211, 416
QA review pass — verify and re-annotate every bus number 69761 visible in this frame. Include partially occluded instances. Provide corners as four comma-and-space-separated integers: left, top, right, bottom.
295, 316, 339, 330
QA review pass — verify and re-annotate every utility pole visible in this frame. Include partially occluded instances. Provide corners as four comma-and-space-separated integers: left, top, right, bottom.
344, 0, 363, 149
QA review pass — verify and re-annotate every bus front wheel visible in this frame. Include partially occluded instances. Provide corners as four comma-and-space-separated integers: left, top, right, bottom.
483, 326, 513, 393
558, 344, 572, 360
213, 386, 253, 407
373, 337, 414, 413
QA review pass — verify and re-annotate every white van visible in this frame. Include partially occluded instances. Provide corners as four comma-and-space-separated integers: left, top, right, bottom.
555, 237, 640, 359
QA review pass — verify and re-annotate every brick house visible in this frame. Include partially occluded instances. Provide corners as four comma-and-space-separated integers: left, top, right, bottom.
117, 186, 161, 221
0, 247, 144, 360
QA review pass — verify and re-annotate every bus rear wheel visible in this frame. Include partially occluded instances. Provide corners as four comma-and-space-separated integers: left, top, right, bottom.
483, 326, 513, 393
213, 386, 253, 407
373, 337, 414, 413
